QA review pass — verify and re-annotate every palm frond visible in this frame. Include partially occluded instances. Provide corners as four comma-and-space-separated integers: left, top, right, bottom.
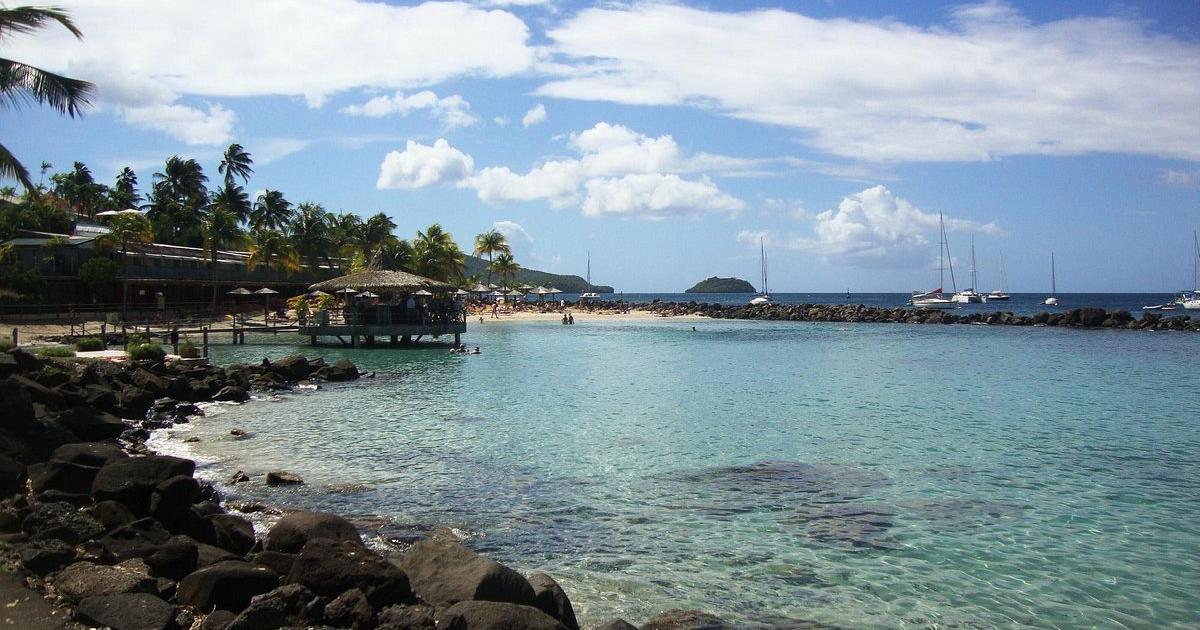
0, 7, 83, 40
0, 58, 94, 115
0, 141, 33, 189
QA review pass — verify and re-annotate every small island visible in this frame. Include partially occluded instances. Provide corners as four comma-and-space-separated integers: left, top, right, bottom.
685, 276, 756, 293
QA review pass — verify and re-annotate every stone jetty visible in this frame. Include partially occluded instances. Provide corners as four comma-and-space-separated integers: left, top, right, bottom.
582, 300, 1200, 331
0, 348, 714, 629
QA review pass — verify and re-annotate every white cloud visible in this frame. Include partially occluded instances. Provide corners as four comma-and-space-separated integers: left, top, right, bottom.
341, 90, 478, 129
736, 229, 776, 248
7, 0, 533, 139
119, 102, 236, 145
494, 116, 509, 127
376, 139, 474, 190
467, 161, 581, 207
1159, 169, 1200, 188
786, 185, 1001, 267
253, 138, 312, 164
492, 220, 533, 242
538, 3, 1200, 162
582, 174, 743, 219
522, 103, 547, 128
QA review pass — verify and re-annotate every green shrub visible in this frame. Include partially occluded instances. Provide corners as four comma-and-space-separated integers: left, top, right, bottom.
36, 345, 76, 358
126, 342, 166, 362
75, 336, 106, 351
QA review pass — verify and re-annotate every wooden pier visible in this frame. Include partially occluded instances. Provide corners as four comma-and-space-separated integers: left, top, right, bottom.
297, 307, 465, 347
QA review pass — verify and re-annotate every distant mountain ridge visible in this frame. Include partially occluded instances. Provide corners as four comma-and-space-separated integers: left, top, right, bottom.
464, 255, 614, 293
685, 276, 756, 293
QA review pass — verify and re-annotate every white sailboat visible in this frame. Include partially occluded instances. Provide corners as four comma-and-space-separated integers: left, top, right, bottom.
749, 238, 772, 305
1176, 230, 1200, 310
911, 213, 957, 309
987, 250, 1011, 301
951, 236, 983, 303
579, 252, 599, 300
1043, 252, 1059, 306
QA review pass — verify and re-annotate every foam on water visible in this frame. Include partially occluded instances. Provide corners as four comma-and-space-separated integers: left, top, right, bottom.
158, 318, 1200, 628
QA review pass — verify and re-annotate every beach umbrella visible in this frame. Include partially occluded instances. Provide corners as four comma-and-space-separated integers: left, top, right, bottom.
413, 289, 433, 297
306, 290, 330, 298
95, 208, 144, 217
454, 289, 469, 296
357, 291, 379, 298
254, 287, 279, 320
227, 287, 252, 295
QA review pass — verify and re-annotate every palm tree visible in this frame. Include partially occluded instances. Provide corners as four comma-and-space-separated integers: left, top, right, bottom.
201, 206, 244, 311
217, 143, 253, 188
412, 223, 465, 282
108, 167, 140, 211
490, 252, 521, 287
361, 212, 397, 263
148, 156, 208, 246
0, 7, 95, 189
473, 229, 510, 287
247, 228, 298, 273
291, 202, 330, 273
210, 182, 251, 225
96, 212, 153, 320
374, 238, 413, 272
250, 189, 292, 232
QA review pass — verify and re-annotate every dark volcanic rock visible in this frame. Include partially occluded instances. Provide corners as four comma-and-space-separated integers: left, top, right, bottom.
19, 538, 76, 575
27, 459, 100, 495
264, 511, 363, 553
91, 499, 137, 531
225, 583, 320, 630
213, 385, 250, 403
0, 453, 27, 496
98, 517, 173, 562
270, 355, 317, 380
208, 513, 256, 556
55, 406, 128, 441
642, 609, 728, 630
52, 441, 128, 467
314, 359, 359, 382
52, 560, 157, 602
528, 572, 580, 630
595, 620, 639, 630
177, 560, 280, 613
399, 539, 535, 608
21, 500, 104, 544
150, 474, 200, 521
438, 600, 568, 630
265, 470, 304, 486
91, 455, 195, 515
286, 538, 411, 607
250, 550, 297, 576
378, 603, 437, 630
143, 535, 199, 580
200, 609, 237, 630
324, 587, 375, 628
75, 592, 175, 630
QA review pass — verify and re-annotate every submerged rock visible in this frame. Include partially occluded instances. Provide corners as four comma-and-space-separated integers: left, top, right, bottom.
265, 470, 304, 486
438, 600, 567, 630
399, 539, 535, 609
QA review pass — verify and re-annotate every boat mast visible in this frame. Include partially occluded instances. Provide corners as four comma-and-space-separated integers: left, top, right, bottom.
1051, 252, 1056, 297
586, 251, 591, 288
999, 249, 1008, 292
941, 213, 958, 292
970, 236, 977, 291
938, 214, 945, 292
760, 237, 768, 296
1193, 230, 1198, 291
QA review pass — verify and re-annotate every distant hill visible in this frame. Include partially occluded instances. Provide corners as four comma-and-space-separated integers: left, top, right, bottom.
464, 255, 614, 293
685, 276, 756, 293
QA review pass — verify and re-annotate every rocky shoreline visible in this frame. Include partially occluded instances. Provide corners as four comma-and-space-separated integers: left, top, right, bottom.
582, 300, 1200, 331
0, 349, 710, 630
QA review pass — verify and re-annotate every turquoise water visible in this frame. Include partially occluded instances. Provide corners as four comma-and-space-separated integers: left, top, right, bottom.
157, 319, 1200, 628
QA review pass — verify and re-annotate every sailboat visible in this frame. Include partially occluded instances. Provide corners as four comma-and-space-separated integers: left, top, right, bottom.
911, 213, 956, 309
1043, 252, 1058, 306
749, 238, 772, 305
987, 250, 1011, 301
1176, 231, 1200, 310
951, 236, 983, 303
579, 252, 599, 300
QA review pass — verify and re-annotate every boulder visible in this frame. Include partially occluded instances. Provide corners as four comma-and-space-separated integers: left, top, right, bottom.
91, 455, 195, 515
528, 572, 580, 630
52, 441, 128, 467
286, 538, 411, 607
595, 620, 639, 630
52, 560, 157, 602
437, 600, 568, 630
264, 511, 362, 553
98, 517, 173, 562
196, 541, 241, 568
177, 560, 280, 613
150, 474, 200, 520
0, 453, 27, 496
27, 459, 100, 495
213, 385, 251, 403
143, 535, 199, 580
200, 610, 237, 630
1079, 307, 1108, 327
21, 500, 103, 544
74, 592, 175, 630
131, 368, 170, 396
642, 609, 728, 630
18, 538, 76, 575
377, 604, 437, 630
314, 359, 359, 382
55, 406, 128, 441
324, 588, 376, 628
208, 513, 256, 556
399, 539, 535, 608
225, 583, 320, 630
117, 385, 157, 418
91, 500, 137, 531
249, 551, 296, 577
265, 470, 304, 486
9, 374, 66, 410
270, 355, 317, 380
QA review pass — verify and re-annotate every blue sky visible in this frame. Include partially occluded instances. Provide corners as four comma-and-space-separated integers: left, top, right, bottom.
5, 0, 1199, 292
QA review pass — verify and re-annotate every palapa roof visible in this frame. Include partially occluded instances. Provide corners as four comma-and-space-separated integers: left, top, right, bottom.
308, 269, 455, 293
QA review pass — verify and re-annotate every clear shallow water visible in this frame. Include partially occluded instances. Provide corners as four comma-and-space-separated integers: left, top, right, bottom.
155, 318, 1200, 628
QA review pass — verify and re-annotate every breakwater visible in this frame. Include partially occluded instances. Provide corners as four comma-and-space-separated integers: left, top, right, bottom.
0, 349, 702, 629
582, 300, 1200, 331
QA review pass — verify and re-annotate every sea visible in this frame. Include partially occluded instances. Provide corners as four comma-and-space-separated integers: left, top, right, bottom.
148, 293, 1200, 629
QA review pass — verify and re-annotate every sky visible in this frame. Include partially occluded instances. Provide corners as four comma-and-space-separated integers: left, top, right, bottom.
5, 0, 1200, 293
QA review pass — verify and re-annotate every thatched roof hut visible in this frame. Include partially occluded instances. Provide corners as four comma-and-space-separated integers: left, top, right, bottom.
308, 270, 455, 293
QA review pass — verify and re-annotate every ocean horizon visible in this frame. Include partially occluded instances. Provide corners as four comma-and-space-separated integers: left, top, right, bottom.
149, 313, 1200, 628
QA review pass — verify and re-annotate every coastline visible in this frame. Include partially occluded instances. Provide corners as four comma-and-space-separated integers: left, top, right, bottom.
0, 349, 668, 630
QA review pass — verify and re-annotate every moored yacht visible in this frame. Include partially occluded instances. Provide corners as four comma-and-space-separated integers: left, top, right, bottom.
911, 213, 958, 310
748, 238, 772, 305
951, 237, 984, 303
